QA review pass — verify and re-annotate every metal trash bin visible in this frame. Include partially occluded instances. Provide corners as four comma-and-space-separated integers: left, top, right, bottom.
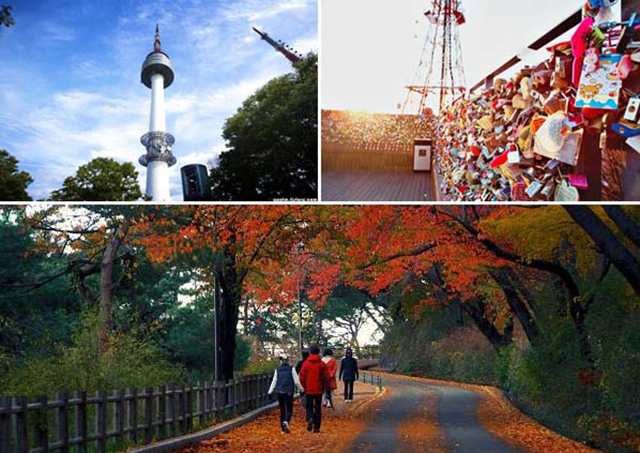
413, 138, 432, 172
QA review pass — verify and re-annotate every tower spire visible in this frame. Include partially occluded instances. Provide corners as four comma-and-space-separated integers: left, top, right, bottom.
252, 27, 302, 64
154, 23, 162, 52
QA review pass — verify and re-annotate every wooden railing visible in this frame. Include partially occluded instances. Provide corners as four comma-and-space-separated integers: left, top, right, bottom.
0, 374, 275, 453
322, 142, 414, 172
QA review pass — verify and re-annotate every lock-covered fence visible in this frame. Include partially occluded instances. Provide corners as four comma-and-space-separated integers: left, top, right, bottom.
436, 1, 640, 202
0, 374, 275, 453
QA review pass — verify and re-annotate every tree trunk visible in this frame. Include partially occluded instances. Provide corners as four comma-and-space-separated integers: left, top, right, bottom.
462, 298, 514, 351
565, 206, 640, 296
216, 249, 242, 382
490, 269, 539, 343
97, 219, 130, 355
603, 206, 640, 249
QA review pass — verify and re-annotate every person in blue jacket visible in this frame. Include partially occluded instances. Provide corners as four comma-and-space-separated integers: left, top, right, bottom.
268, 354, 305, 433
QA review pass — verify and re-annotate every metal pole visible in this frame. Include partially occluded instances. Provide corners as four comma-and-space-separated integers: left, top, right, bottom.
298, 283, 303, 355
214, 275, 220, 382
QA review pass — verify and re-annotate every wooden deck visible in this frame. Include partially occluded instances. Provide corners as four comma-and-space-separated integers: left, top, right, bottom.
322, 170, 434, 202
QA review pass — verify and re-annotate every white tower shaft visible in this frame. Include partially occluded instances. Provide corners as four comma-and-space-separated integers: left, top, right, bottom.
146, 160, 170, 201
139, 24, 176, 202
150, 73, 166, 132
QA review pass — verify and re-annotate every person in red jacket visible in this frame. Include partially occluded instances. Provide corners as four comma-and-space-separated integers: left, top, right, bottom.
322, 348, 338, 407
299, 345, 328, 433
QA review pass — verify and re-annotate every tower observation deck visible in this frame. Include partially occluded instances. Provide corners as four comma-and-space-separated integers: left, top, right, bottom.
139, 24, 176, 202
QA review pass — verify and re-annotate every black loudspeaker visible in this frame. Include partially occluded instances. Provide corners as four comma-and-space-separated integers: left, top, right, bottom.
181, 164, 211, 201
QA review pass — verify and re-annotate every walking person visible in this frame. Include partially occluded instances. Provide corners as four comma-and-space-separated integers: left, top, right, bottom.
299, 345, 328, 433
339, 347, 359, 402
295, 348, 310, 420
322, 348, 338, 408
268, 354, 304, 433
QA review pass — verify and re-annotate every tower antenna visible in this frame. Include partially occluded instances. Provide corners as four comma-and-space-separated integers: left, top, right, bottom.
252, 27, 303, 64
403, 0, 467, 114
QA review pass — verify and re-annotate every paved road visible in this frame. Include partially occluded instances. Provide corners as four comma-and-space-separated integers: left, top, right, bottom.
347, 375, 523, 453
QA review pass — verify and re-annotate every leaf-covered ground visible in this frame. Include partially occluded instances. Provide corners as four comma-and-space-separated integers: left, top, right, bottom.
396, 385, 447, 453
172, 372, 606, 453
371, 371, 601, 453
173, 381, 384, 453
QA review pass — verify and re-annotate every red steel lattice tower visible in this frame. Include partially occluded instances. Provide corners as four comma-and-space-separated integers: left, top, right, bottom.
403, 0, 467, 114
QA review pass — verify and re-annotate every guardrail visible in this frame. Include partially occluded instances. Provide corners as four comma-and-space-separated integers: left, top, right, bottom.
0, 375, 275, 453
359, 372, 382, 392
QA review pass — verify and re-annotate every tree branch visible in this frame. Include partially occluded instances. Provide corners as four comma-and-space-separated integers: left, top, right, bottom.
358, 242, 438, 270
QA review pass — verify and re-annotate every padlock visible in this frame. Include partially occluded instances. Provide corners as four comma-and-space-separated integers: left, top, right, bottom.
600, 130, 607, 149
624, 98, 640, 123
569, 174, 589, 190
523, 179, 541, 199
541, 179, 556, 198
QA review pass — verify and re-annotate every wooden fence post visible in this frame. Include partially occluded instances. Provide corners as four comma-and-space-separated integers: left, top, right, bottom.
142, 387, 151, 444
35, 395, 49, 453
182, 385, 189, 433
239, 378, 244, 412
57, 392, 69, 453
232, 379, 238, 416
207, 381, 214, 420
129, 388, 138, 444
76, 392, 87, 453
170, 385, 178, 437
159, 386, 166, 438
15, 396, 28, 453
214, 382, 221, 420
114, 389, 124, 444
96, 390, 107, 453
198, 383, 206, 428
0, 397, 10, 453
251, 377, 257, 409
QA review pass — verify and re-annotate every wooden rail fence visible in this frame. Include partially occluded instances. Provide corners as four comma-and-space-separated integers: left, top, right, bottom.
0, 374, 275, 453
322, 142, 414, 172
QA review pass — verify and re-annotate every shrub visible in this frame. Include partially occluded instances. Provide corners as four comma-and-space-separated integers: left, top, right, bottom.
2, 312, 185, 396
240, 359, 279, 377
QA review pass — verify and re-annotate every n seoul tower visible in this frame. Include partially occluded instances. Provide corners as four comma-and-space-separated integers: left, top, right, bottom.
139, 25, 176, 202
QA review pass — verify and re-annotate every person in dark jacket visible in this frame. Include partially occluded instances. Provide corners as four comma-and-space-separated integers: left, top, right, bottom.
268, 354, 304, 433
299, 345, 328, 433
339, 348, 359, 402
295, 348, 309, 374
295, 348, 310, 420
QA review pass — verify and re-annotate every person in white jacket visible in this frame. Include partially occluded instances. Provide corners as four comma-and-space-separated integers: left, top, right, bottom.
268, 354, 305, 433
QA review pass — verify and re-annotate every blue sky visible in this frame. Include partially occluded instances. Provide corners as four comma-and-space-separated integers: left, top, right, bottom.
0, 0, 317, 200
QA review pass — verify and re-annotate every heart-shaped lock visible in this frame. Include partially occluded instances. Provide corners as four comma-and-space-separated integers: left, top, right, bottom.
555, 180, 580, 201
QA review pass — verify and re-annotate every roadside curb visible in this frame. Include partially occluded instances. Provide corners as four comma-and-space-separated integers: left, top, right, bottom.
128, 402, 280, 453
351, 384, 387, 416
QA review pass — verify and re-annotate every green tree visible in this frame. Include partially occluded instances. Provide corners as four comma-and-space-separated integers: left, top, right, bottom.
50, 157, 143, 201
0, 5, 14, 29
0, 149, 32, 201
210, 54, 318, 201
